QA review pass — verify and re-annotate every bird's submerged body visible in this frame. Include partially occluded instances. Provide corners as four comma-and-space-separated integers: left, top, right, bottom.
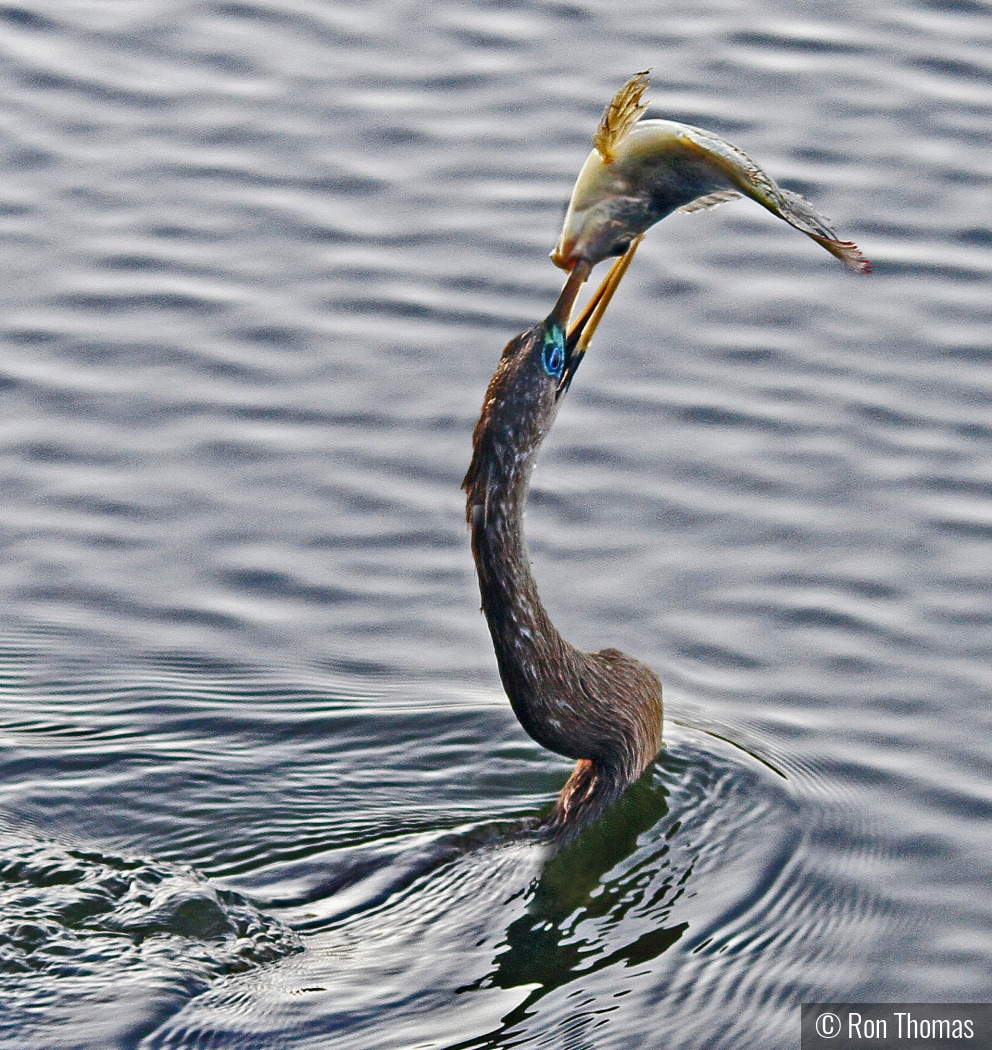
464, 286, 662, 841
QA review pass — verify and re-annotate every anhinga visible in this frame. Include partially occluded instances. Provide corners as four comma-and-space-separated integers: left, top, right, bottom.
464, 246, 662, 841
464, 72, 868, 842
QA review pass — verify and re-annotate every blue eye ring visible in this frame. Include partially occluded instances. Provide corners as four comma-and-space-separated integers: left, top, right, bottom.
541, 325, 565, 378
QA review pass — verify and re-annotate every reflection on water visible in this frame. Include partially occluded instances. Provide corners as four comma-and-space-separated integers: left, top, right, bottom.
461, 776, 688, 1037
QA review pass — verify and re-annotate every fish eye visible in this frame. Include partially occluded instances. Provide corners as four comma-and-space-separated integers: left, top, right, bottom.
541, 326, 565, 378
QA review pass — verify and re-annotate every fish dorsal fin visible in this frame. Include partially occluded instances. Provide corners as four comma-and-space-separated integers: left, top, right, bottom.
592, 70, 650, 164
676, 189, 742, 214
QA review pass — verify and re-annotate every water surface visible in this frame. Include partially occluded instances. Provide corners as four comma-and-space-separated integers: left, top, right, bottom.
1, 0, 990, 1046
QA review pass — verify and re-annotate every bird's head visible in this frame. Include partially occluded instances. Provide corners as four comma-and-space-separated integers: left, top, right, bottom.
466, 270, 585, 483
479, 244, 638, 438
464, 244, 639, 514
493, 263, 588, 411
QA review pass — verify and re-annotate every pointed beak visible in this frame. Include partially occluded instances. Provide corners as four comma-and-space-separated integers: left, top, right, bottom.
547, 260, 591, 331
556, 234, 643, 397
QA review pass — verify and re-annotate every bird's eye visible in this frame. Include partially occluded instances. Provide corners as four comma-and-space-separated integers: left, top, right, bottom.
541, 325, 565, 378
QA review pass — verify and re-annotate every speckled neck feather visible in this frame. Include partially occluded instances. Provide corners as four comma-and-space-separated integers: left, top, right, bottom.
464, 321, 662, 842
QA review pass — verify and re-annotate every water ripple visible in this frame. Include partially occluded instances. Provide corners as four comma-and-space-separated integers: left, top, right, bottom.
0, 825, 299, 1050
0, 0, 990, 1045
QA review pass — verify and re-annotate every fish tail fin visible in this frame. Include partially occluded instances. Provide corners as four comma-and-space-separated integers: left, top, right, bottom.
593, 71, 650, 164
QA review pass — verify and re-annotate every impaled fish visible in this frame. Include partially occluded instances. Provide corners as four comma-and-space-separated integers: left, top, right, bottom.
552, 71, 870, 275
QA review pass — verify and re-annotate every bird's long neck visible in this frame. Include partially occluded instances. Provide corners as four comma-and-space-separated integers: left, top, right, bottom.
465, 405, 580, 758
463, 273, 663, 843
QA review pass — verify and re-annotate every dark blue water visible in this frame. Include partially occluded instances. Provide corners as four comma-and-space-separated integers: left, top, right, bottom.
1, 1, 990, 1046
